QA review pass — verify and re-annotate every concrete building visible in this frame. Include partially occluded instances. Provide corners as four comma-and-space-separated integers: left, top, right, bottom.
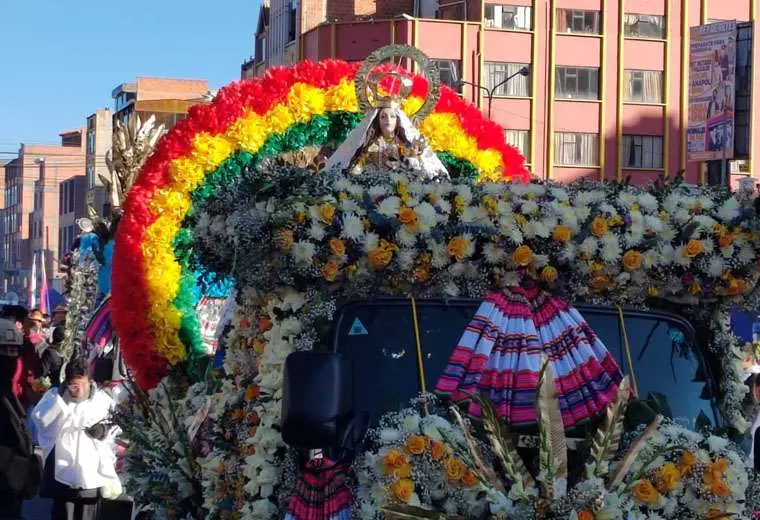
245, 0, 760, 185
85, 109, 113, 217
3, 130, 85, 303
111, 77, 211, 128
58, 175, 88, 263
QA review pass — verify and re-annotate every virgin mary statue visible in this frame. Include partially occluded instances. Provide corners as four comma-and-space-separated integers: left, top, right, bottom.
323, 46, 449, 180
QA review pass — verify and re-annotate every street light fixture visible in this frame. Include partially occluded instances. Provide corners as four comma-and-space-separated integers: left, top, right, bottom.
457, 65, 530, 119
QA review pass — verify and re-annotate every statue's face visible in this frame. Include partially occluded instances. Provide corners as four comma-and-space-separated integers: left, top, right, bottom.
378, 108, 398, 137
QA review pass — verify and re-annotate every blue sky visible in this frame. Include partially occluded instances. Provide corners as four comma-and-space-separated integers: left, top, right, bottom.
0, 0, 260, 151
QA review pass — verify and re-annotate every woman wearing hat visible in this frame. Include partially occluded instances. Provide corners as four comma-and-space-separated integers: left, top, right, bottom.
32, 357, 121, 520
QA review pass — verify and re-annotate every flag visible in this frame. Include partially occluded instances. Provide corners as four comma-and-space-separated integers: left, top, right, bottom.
86, 296, 114, 351
29, 252, 37, 309
39, 252, 50, 315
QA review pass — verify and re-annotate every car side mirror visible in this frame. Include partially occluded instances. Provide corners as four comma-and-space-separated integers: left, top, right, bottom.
281, 350, 354, 450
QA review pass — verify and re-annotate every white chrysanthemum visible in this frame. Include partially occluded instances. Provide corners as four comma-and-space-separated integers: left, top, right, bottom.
599, 202, 618, 217
482, 181, 502, 195
308, 223, 325, 241
368, 185, 389, 199
738, 244, 755, 265
662, 194, 681, 215
674, 208, 691, 224
415, 202, 437, 232
659, 224, 676, 242
550, 186, 570, 201
618, 191, 637, 208
443, 281, 460, 297
483, 242, 507, 264
694, 214, 717, 230
438, 198, 452, 215
377, 196, 400, 217
397, 248, 416, 269
575, 206, 591, 222
560, 243, 577, 263
638, 192, 659, 212
533, 254, 550, 268
396, 228, 417, 247
291, 241, 316, 264
340, 198, 361, 213
698, 195, 715, 210
430, 241, 449, 268
499, 216, 523, 244
673, 245, 691, 267
524, 220, 550, 239
341, 214, 364, 241
707, 256, 725, 277
522, 200, 539, 215
718, 197, 741, 221
363, 232, 380, 252
601, 235, 622, 263
453, 184, 473, 202
579, 237, 599, 256
644, 215, 664, 233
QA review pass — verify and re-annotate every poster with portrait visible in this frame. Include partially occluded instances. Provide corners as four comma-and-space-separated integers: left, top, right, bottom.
687, 21, 737, 161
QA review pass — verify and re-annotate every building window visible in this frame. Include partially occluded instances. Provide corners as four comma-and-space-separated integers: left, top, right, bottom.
556, 9, 601, 34
554, 132, 599, 166
288, 0, 297, 42
623, 14, 665, 39
486, 62, 531, 97
505, 130, 530, 160
622, 135, 663, 169
624, 70, 663, 103
484, 4, 532, 31
256, 36, 268, 62
433, 60, 461, 90
68, 182, 75, 212
555, 67, 599, 100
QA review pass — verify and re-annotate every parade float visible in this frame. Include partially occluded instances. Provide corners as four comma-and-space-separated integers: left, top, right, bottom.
108, 45, 760, 520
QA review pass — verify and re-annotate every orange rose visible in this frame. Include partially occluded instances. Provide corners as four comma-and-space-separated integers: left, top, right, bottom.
540, 266, 558, 283
391, 463, 412, 479
413, 265, 430, 283
447, 236, 470, 261
444, 457, 466, 482
317, 203, 336, 224
577, 511, 594, 520
589, 273, 610, 292
678, 450, 697, 474
712, 458, 730, 472
590, 216, 609, 237
718, 233, 734, 248
552, 225, 572, 243
726, 278, 746, 296
655, 462, 681, 493
257, 317, 272, 332
622, 250, 643, 272
389, 478, 415, 503
631, 479, 660, 505
321, 262, 339, 282
404, 435, 428, 455
244, 385, 260, 401
382, 450, 407, 475
684, 239, 705, 258
512, 245, 534, 267
368, 248, 393, 270
293, 211, 306, 224
276, 229, 294, 251
461, 471, 479, 487
430, 441, 447, 461
328, 238, 346, 256
398, 206, 418, 230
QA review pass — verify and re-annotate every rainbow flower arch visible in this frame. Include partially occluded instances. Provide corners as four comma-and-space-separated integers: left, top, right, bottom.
111, 58, 530, 388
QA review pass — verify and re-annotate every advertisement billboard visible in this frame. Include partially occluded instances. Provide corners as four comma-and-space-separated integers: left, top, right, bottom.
687, 21, 738, 161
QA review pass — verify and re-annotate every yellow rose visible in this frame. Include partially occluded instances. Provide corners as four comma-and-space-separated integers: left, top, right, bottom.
404, 435, 429, 455
512, 245, 534, 267
726, 278, 746, 296
391, 463, 412, 479
447, 236, 470, 261
430, 441, 447, 461
590, 216, 609, 237
647, 286, 660, 298
368, 248, 393, 270
655, 462, 681, 493
318, 203, 336, 225
321, 262, 339, 282
444, 457, 466, 482
540, 266, 558, 284
552, 225, 572, 243
275, 229, 294, 251
688, 282, 703, 296
631, 479, 660, 505
622, 250, 643, 272
398, 206, 418, 230
482, 195, 498, 215
293, 211, 306, 224
382, 450, 407, 475
684, 239, 705, 258
389, 478, 415, 503
328, 238, 346, 257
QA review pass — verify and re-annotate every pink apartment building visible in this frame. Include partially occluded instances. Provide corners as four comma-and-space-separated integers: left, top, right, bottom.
244, 0, 760, 185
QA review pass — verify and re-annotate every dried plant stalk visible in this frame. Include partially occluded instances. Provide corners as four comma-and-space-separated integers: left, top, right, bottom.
589, 376, 631, 478
607, 414, 664, 489
450, 405, 506, 494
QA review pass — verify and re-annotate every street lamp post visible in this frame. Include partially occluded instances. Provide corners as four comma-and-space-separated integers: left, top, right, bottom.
458, 66, 530, 119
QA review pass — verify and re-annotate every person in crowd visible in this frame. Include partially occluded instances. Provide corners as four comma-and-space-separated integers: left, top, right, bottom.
51, 306, 67, 328
0, 316, 41, 519
33, 357, 121, 520
39, 326, 65, 388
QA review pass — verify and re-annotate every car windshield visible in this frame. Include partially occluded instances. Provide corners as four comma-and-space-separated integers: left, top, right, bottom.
332, 299, 716, 430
